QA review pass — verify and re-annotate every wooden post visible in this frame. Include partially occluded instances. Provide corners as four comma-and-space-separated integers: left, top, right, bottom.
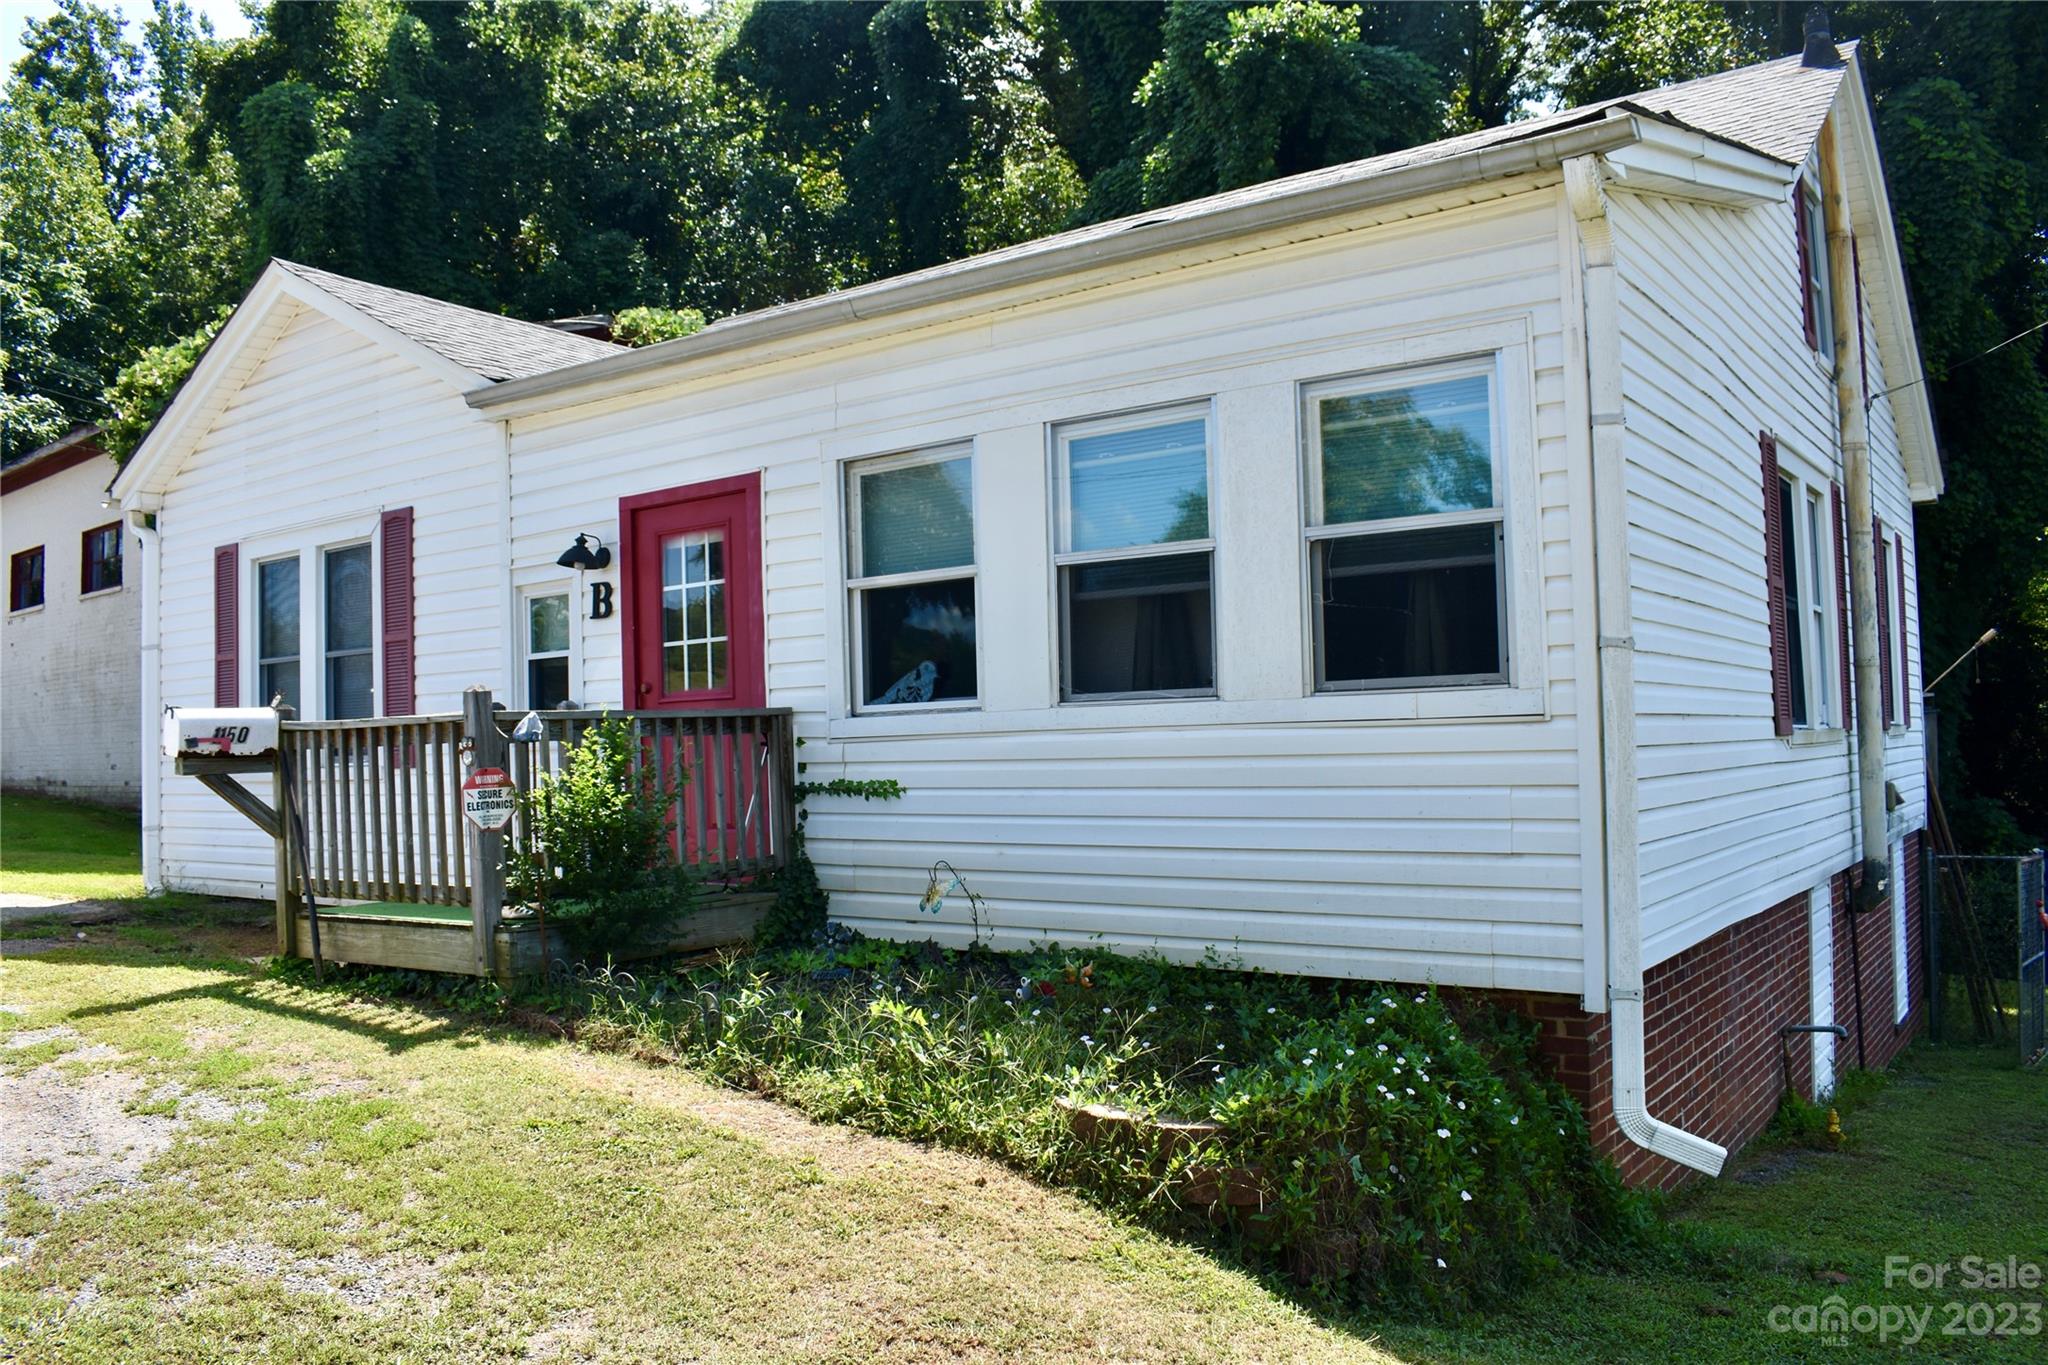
273, 704, 298, 958
463, 686, 507, 979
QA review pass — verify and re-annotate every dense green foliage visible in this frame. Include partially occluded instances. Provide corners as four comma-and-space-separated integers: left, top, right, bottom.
4, 0, 2042, 841
545, 938, 1641, 1311
506, 717, 695, 959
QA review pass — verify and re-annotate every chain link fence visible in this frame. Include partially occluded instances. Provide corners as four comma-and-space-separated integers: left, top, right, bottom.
1927, 849, 2047, 1066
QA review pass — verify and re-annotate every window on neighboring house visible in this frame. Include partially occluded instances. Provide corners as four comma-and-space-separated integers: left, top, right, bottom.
1304, 363, 1505, 689
1874, 528, 1895, 728
9, 546, 44, 611
324, 543, 374, 719
525, 590, 573, 709
1054, 407, 1214, 700
257, 555, 301, 712
1804, 489, 1834, 727
81, 523, 121, 593
1778, 476, 1809, 728
1800, 176, 1835, 363
1891, 834, 1910, 1022
846, 447, 977, 709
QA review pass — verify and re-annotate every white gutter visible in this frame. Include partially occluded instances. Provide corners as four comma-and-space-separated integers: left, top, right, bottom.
126, 503, 163, 891
1565, 154, 1728, 1176
470, 116, 1682, 419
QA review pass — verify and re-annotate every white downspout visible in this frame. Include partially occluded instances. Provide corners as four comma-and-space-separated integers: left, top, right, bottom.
127, 504, 163, 891
1565, 155, 1728, 1176
1822, 124, 1888, 889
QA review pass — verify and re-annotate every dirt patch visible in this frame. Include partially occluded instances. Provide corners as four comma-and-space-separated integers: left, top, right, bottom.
521, 1308, 598, 1363
192, 1237, 450, 1314
0, 1062, 178, 1210
1, 938, 76, 957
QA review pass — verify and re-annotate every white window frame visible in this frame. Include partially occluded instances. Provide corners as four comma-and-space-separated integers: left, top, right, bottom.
254, 552, 303, 713
241, 514, 384, 721
1051, 400, 1218, 704
519, 582, 580, 710
1802, 485, 1835, 728
1803, 177, 1835, 365
1300, 356, 1509, 692
844, 442, 980, 715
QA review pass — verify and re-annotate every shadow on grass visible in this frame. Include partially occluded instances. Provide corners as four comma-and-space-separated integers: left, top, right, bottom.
63, 972, 477, 1055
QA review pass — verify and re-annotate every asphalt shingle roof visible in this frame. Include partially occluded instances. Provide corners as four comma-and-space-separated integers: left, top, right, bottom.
273, 260, 624, 381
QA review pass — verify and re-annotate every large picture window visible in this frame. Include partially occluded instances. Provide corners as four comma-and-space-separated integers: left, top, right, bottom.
256, 556, 300, 712
323, 543, 374, 719
1303, 362, 1506, 689
846, 446, 977, 709
1054, 406, 1215, 699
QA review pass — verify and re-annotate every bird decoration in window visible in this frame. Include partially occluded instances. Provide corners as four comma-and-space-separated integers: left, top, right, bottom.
875, 659, 938, 706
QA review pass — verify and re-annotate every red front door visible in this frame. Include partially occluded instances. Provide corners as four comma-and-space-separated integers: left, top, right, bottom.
620, 473, 765, 710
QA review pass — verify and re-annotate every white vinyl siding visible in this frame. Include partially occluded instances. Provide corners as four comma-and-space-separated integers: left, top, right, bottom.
503, 187, 1592, 992
151, 305, 509, 898
1612, 163, 1926, 968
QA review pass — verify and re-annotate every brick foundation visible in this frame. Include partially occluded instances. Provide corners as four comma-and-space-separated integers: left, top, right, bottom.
1487, 837, 1924, 1190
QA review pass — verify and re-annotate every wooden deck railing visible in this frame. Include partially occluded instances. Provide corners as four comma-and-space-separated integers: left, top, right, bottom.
279, 701, 796, 910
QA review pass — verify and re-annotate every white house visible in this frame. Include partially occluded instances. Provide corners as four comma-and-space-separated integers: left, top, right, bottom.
3, 426, 140, 805
113, 36, 1938, 1186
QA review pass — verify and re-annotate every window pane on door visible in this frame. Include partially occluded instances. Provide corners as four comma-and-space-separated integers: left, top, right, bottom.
528, 657, 570, 710
861, 577, 976, 706
258, 557, 300, 713
661, 529, 728, 694
1318, 523, 1501, 685
1066, 551, 1213, 695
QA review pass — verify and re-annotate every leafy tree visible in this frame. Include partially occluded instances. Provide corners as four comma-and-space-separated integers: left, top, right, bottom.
611, 305, 706, 347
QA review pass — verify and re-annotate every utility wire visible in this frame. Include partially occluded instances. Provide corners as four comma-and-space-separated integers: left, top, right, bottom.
1875, 315, 2048, 401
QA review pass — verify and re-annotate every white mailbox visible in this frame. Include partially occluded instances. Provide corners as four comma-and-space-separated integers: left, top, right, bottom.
163, 707, 280, 759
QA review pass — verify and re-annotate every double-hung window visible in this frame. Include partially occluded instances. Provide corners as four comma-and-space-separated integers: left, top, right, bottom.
1053, 406, 1215, 700
1303, 361, 1506, 689
846, 446, 977, 709
8, 546, 43, 611
525, 590, 574, 709
81, 523, 122, 593
1777, 476, 1810, 727
1802, 488, 1834, 726
1800, 176, 1835, 362
323, 543, 374, 719
256, 556, 301, 712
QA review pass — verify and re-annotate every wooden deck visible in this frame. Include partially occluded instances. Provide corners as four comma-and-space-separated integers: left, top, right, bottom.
180, 687, 795, 980
295, 891, 777, 978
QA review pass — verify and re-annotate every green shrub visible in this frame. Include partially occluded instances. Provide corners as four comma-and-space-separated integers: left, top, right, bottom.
551, 939, 1644, 1311
506, 717, 696, 960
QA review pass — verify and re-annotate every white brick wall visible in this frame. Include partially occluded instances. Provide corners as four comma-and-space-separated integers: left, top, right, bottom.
2, 452, 140, 805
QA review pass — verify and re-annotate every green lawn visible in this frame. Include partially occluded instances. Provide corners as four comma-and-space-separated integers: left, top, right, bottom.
1, 793, 153, 902
3, 798, 2043, 1361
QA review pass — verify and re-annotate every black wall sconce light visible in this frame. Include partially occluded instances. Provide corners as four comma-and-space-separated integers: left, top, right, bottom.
556, 533, 612, 571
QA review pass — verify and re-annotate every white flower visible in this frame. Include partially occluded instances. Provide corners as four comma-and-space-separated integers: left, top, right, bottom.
1456, 1100, 1466, 1110
1381, 998, 1395, 1008
1558, 1127, 1566, 1136
1031, 1009, 1041, 1017
1414, 995, 1425, 1004
1419, 1071, 1429, 1082
1266, 1006, 1277, 1015
1344, 1048, 1355, 1057
1213, 1064, 1224, 1073
1365, 1016, 1376, 1024
1405, 1087, 1416, 1097
1510, 1116, 1520, 1126
1308, 1047, 1318, 1056
1080, 1035, 1093, 1045
1460, 1190, 1472, 1202
1146, 1005, 1157, 1014
1435, 1127, 1451, 1139
1377, 1044, 1389, 1053
1215, 1042, 1225, 1051
1436, 1258, 1447, 1270
1203, 1003, 1215, 1012
1102, 1007, 1112, 1015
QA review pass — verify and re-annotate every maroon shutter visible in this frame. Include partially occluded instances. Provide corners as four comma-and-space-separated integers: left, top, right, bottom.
1831, 483, 1851, 730
1762, 433, 1793, 736
379, 507, 415, 715
1794, 179, 1817, 350
1896, 531, 1910, 728
213, 544, 238, 706
1875, 516, 1893, 728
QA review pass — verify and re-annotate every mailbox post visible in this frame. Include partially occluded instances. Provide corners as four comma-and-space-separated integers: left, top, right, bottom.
461, 687, 510, 979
